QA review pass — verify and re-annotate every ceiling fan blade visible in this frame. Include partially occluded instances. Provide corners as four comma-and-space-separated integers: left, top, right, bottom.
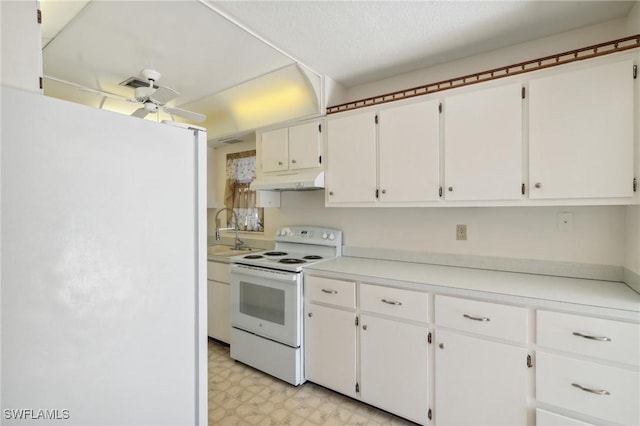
131, 107, 150, 118
151, 86, 180, 104
164, 106, 206, 123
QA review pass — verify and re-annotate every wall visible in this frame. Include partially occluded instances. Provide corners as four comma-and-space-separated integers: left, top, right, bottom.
209, 16, 639, 281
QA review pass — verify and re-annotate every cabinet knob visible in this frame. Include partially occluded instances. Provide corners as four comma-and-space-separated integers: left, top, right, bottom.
438, 343, 445, 349
308, 312, 313, 318
278, 161, 283, 166
291, 159, 297, 164
534, 182, 542, 189
448, 186, 453, 192
362, 325, 368, 331
381, 189, 386, 194
329, 191, 334, 196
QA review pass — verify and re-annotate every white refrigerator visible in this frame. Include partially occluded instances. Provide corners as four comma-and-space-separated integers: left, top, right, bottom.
1, 86, 208, 425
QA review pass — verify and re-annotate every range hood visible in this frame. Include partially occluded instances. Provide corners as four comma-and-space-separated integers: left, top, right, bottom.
250, 169, 324, 191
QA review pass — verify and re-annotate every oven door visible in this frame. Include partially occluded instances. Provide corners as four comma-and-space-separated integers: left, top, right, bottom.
230, 264, 301, 348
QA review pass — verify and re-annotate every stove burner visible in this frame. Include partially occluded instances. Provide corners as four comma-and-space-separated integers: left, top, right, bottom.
278, 258, 306, 264
264, 251, 288, 256
244, 255, 264, 259
303, 255, 323, 260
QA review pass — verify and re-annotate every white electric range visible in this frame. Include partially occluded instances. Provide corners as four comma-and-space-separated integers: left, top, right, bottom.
229, 226, 342, 385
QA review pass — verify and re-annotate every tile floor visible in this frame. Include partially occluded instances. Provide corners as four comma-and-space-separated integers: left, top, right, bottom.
208, 339, 417, 425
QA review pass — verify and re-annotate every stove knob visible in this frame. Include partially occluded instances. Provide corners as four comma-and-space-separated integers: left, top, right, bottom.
322, 232, 328, 239
328, 233, 335, 241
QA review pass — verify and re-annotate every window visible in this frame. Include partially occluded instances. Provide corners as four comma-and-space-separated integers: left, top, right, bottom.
224, 150, 263, 232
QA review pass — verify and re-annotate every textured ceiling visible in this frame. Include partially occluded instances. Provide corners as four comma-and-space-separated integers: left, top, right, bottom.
210, 1, 636, 87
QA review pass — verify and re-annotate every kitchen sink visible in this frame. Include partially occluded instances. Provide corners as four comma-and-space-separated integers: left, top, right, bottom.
207, 245, 261, 257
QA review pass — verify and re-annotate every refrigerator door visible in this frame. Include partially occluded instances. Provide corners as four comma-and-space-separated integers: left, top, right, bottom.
1, 87, 207, 425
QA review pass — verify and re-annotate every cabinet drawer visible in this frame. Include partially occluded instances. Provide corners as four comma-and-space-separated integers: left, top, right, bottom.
536, 352, 639, 426
536, 409, 595, 426
537, 310, 639, 366
207, 261, 230, 283
305, 276, 355, 309
360, 284, 428, 322
435, 295, 528, 343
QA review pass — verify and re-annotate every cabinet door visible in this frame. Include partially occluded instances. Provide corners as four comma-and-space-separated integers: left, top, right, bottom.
326, 111, 377, 204
207, 280, 231, 343
289, 121, 321, 170
360, 315, 428, 424
529, 59, 634, 199
261, 127, 289, 173
378, 100, 440, 203
444, 83, 522, 201
435, 330, 528, 426
304, 304, 357, 397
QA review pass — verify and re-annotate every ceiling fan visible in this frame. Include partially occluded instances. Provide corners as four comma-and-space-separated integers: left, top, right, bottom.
119, 68, 206, 123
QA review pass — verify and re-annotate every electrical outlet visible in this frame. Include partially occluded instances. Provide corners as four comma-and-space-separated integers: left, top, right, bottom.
456, 224, 467, 240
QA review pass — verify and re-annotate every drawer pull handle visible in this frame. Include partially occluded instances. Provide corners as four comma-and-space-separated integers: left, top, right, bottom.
571, 383, 611, 396
381, 299, 402, 306
321, 289, 338, 294
572, 332, 611, 342
463, 314, 491, 322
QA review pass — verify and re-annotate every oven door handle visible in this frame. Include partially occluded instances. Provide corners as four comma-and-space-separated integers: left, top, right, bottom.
230, 263, 299, 281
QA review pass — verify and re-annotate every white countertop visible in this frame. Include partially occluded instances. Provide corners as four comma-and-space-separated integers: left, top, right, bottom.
305, 256, 640, 322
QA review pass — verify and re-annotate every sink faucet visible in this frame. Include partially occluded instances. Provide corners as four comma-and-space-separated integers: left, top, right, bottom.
214, 208, 244, 250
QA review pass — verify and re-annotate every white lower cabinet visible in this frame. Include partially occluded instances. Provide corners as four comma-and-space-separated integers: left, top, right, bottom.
435, 330, 529, 426
304, 276, 430, 424
434, 295, 530, 426
207, 260, 231, 343
304, 303, 357, 398
360, 314, 428, 424
536, 409, 595, 426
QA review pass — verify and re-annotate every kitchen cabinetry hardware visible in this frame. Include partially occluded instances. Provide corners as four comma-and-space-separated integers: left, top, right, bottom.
463, 314, 491, 322
448, 186, 453, 192
438, 343, 445, 349
571, 383, 611, 396
363, 325, 368, 330
428, 332, 432, 344
321, 289, 338, 294
572, 331, 611, 342
39, 76, 43, 89
355, 316, 359, 326
37, 8, 42, 23
355, 383, 360, 393
521, 87, 526, 99
318, 155, 322, 164
527, 354, 533, 368
278, 161, 283, 165
428, 409, 432, 421
633, 177, 637, 192
374, 115, 378, 124
381, 189, 386, 194
381, 299, 402, 306
308, 312, 312, 317
375, 189, 379, 198
318, 124, 322, 133
291, 159, 297, 164
439, 186, 443, 197
534, 182, 542, 188
329, 191, 334, 196
634, 65, 637, 79
521, 183, 525, 195
439, 103, 442, 113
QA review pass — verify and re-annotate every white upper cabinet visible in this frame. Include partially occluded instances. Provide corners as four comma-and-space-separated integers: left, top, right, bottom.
378, 100, 440, 203
288, 121, 322, 170
260, 121, 321, 174
326, 100, 440, 206
326, 111, 378, 203
529, 59, 634, 199
261, 127, 289, 173
444, 83, 523, 201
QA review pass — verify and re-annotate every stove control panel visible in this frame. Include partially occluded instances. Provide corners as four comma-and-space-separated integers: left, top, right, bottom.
274, 226, 342, 248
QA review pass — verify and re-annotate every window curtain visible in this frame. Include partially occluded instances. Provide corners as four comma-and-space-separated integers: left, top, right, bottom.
224, 150, 263, 232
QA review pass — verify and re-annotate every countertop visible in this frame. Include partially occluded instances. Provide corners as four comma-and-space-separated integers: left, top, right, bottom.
305, 256, 640, 322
